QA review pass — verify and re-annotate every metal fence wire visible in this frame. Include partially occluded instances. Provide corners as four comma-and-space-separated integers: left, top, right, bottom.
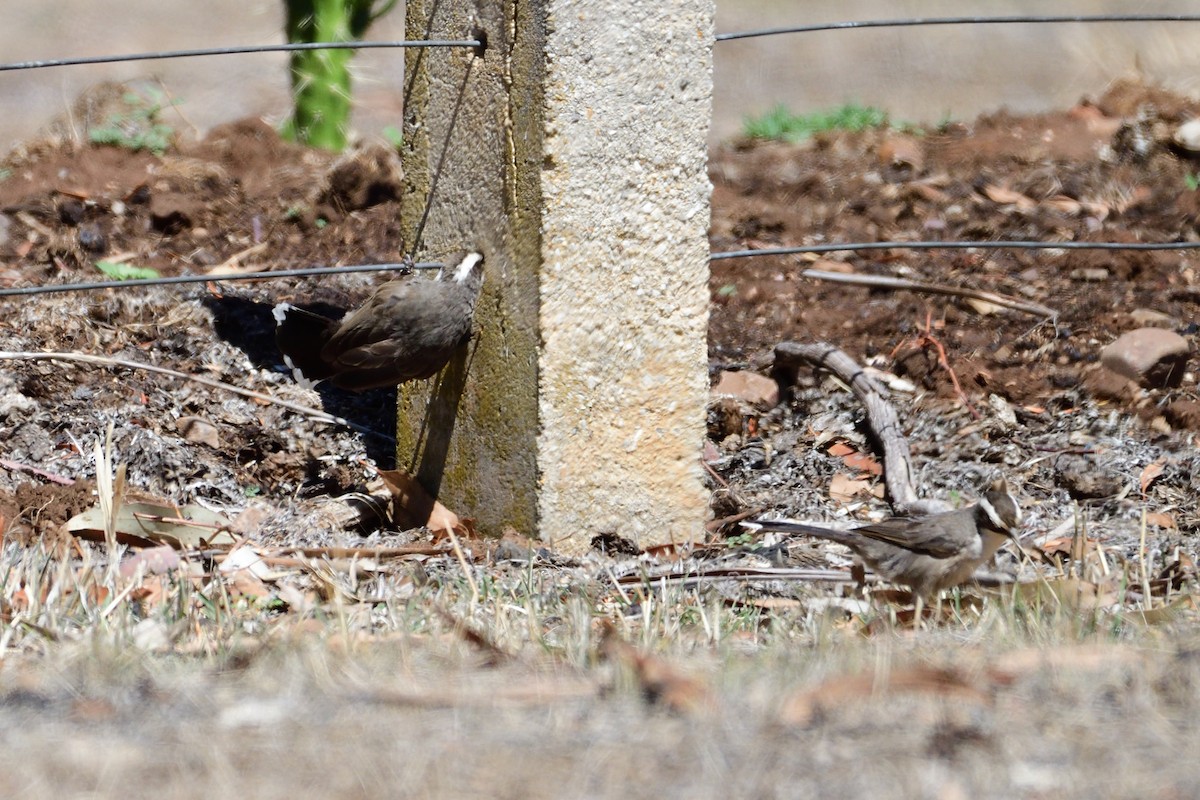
1, 12, 1199, 298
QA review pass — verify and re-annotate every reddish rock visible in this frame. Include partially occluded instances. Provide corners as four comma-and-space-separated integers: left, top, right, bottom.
712, 370, 779, 408
1100, 328, 1190, 388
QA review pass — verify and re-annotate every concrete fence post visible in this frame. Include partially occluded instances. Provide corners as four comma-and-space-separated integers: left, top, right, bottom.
401, 0, 713, 554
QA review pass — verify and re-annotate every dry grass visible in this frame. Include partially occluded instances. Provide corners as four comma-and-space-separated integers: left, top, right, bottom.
0, 421, 1195, 798
3, 476, 1200, 799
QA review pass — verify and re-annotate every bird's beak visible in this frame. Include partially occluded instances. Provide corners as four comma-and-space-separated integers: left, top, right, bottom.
1003, 526, 1023, 550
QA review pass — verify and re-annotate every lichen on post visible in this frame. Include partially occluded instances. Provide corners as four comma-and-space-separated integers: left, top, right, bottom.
400, 0, 714, 554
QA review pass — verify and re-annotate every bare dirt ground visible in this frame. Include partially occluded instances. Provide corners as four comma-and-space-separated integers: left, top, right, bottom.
2, 79, 1200, 797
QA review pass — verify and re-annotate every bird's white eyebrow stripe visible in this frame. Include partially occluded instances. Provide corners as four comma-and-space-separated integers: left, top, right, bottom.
978, 496, 1005, 529
453, 252, 483, 283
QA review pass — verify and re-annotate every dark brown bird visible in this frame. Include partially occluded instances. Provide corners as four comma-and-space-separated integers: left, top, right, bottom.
273, 250, 484, 391
745, 483, 1022, 603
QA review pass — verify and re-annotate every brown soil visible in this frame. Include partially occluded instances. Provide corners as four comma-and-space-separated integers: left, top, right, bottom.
0, 79, 1196, 542
709, 85, 1200, 418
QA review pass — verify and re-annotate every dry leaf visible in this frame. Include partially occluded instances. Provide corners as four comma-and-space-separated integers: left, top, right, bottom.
842, 451, 882, 476
1038, 537, 1096, 557
1113, 185, 1152, 214
378, 468, 462, 531
877, 135, 925, 171
599, 622, 714, 715
1147, 555, 1196, 598
1145, 511, 1176, 529
742, 596, 804, 611
1043, 194, 1083, 215
226, 570, 271, 599
66, 501, 235, 549
829, 473, 872, 503
779, 665, 990, 727
641, 541, 696, 561
965, 297, 1004, 315
1011, 577, 1116, 609
1139, 461, 1165, 494
910, 183, 950, 203
86, 583, 110, 607
220, 545, 277, 581
128, 576, 168, 609
809, 258, 855, 274
826, 441, 856, 457
1126, 595, 1195, 626
990, 643, 1144, 676
275, 582, 317, 613
981, 183, 1036, 210
71, 697, 117, 723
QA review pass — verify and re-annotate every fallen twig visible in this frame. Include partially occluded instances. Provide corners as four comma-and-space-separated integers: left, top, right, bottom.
614, 564, 852, 589
0, 350, 394, 443
891, 311, 980, 419
704, 506, 760, 532
357, 678, 601, 709
0, 458, 75, 485
207, 241, 270, 274
801, 268, 1058, 318
269, 544, 449, 559
433, 603, 513, 665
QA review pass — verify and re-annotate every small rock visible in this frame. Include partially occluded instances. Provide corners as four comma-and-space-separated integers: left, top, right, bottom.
57, 199, 85, 226
1174, 117, 1200, 153
132, 618, 172, 652
988, 393, 1017, 428
1082, 366, 1136, 402
119, 545, 181, 578
877, 135, 925, 172
1100, 328, 1190, 388
1070, 267, 1110, 282
706, 396, 743, 440
712, 370, 779, 408
150, 192, 197, 234
78, 224, 106, 254
1165, 399, 1200, 430
176, 415, 220, 448
1055, 454, 1123, 499
317, 141, 404, 217
1129, 308, 1178, 328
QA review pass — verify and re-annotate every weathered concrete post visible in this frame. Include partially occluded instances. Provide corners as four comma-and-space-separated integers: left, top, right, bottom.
401, 0, 713, 554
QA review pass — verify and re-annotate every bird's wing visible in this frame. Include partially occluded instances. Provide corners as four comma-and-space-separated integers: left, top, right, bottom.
851, 515, 974, 559
328, 280, 477, 381
322, 278, 423, 356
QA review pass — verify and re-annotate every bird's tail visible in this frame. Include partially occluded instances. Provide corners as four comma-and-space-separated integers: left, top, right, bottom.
273, 303, 339, 388
741, 518, 855, 546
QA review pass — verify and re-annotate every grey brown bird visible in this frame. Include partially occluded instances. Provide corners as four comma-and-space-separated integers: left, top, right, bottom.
744, 484, 1022, 603
273, 250, 484, 391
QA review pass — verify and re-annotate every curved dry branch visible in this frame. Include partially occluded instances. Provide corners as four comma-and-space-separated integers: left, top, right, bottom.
774, 341, 950, 515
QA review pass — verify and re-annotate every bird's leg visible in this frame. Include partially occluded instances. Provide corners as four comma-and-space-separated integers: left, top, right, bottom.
912, 594, 925, 630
